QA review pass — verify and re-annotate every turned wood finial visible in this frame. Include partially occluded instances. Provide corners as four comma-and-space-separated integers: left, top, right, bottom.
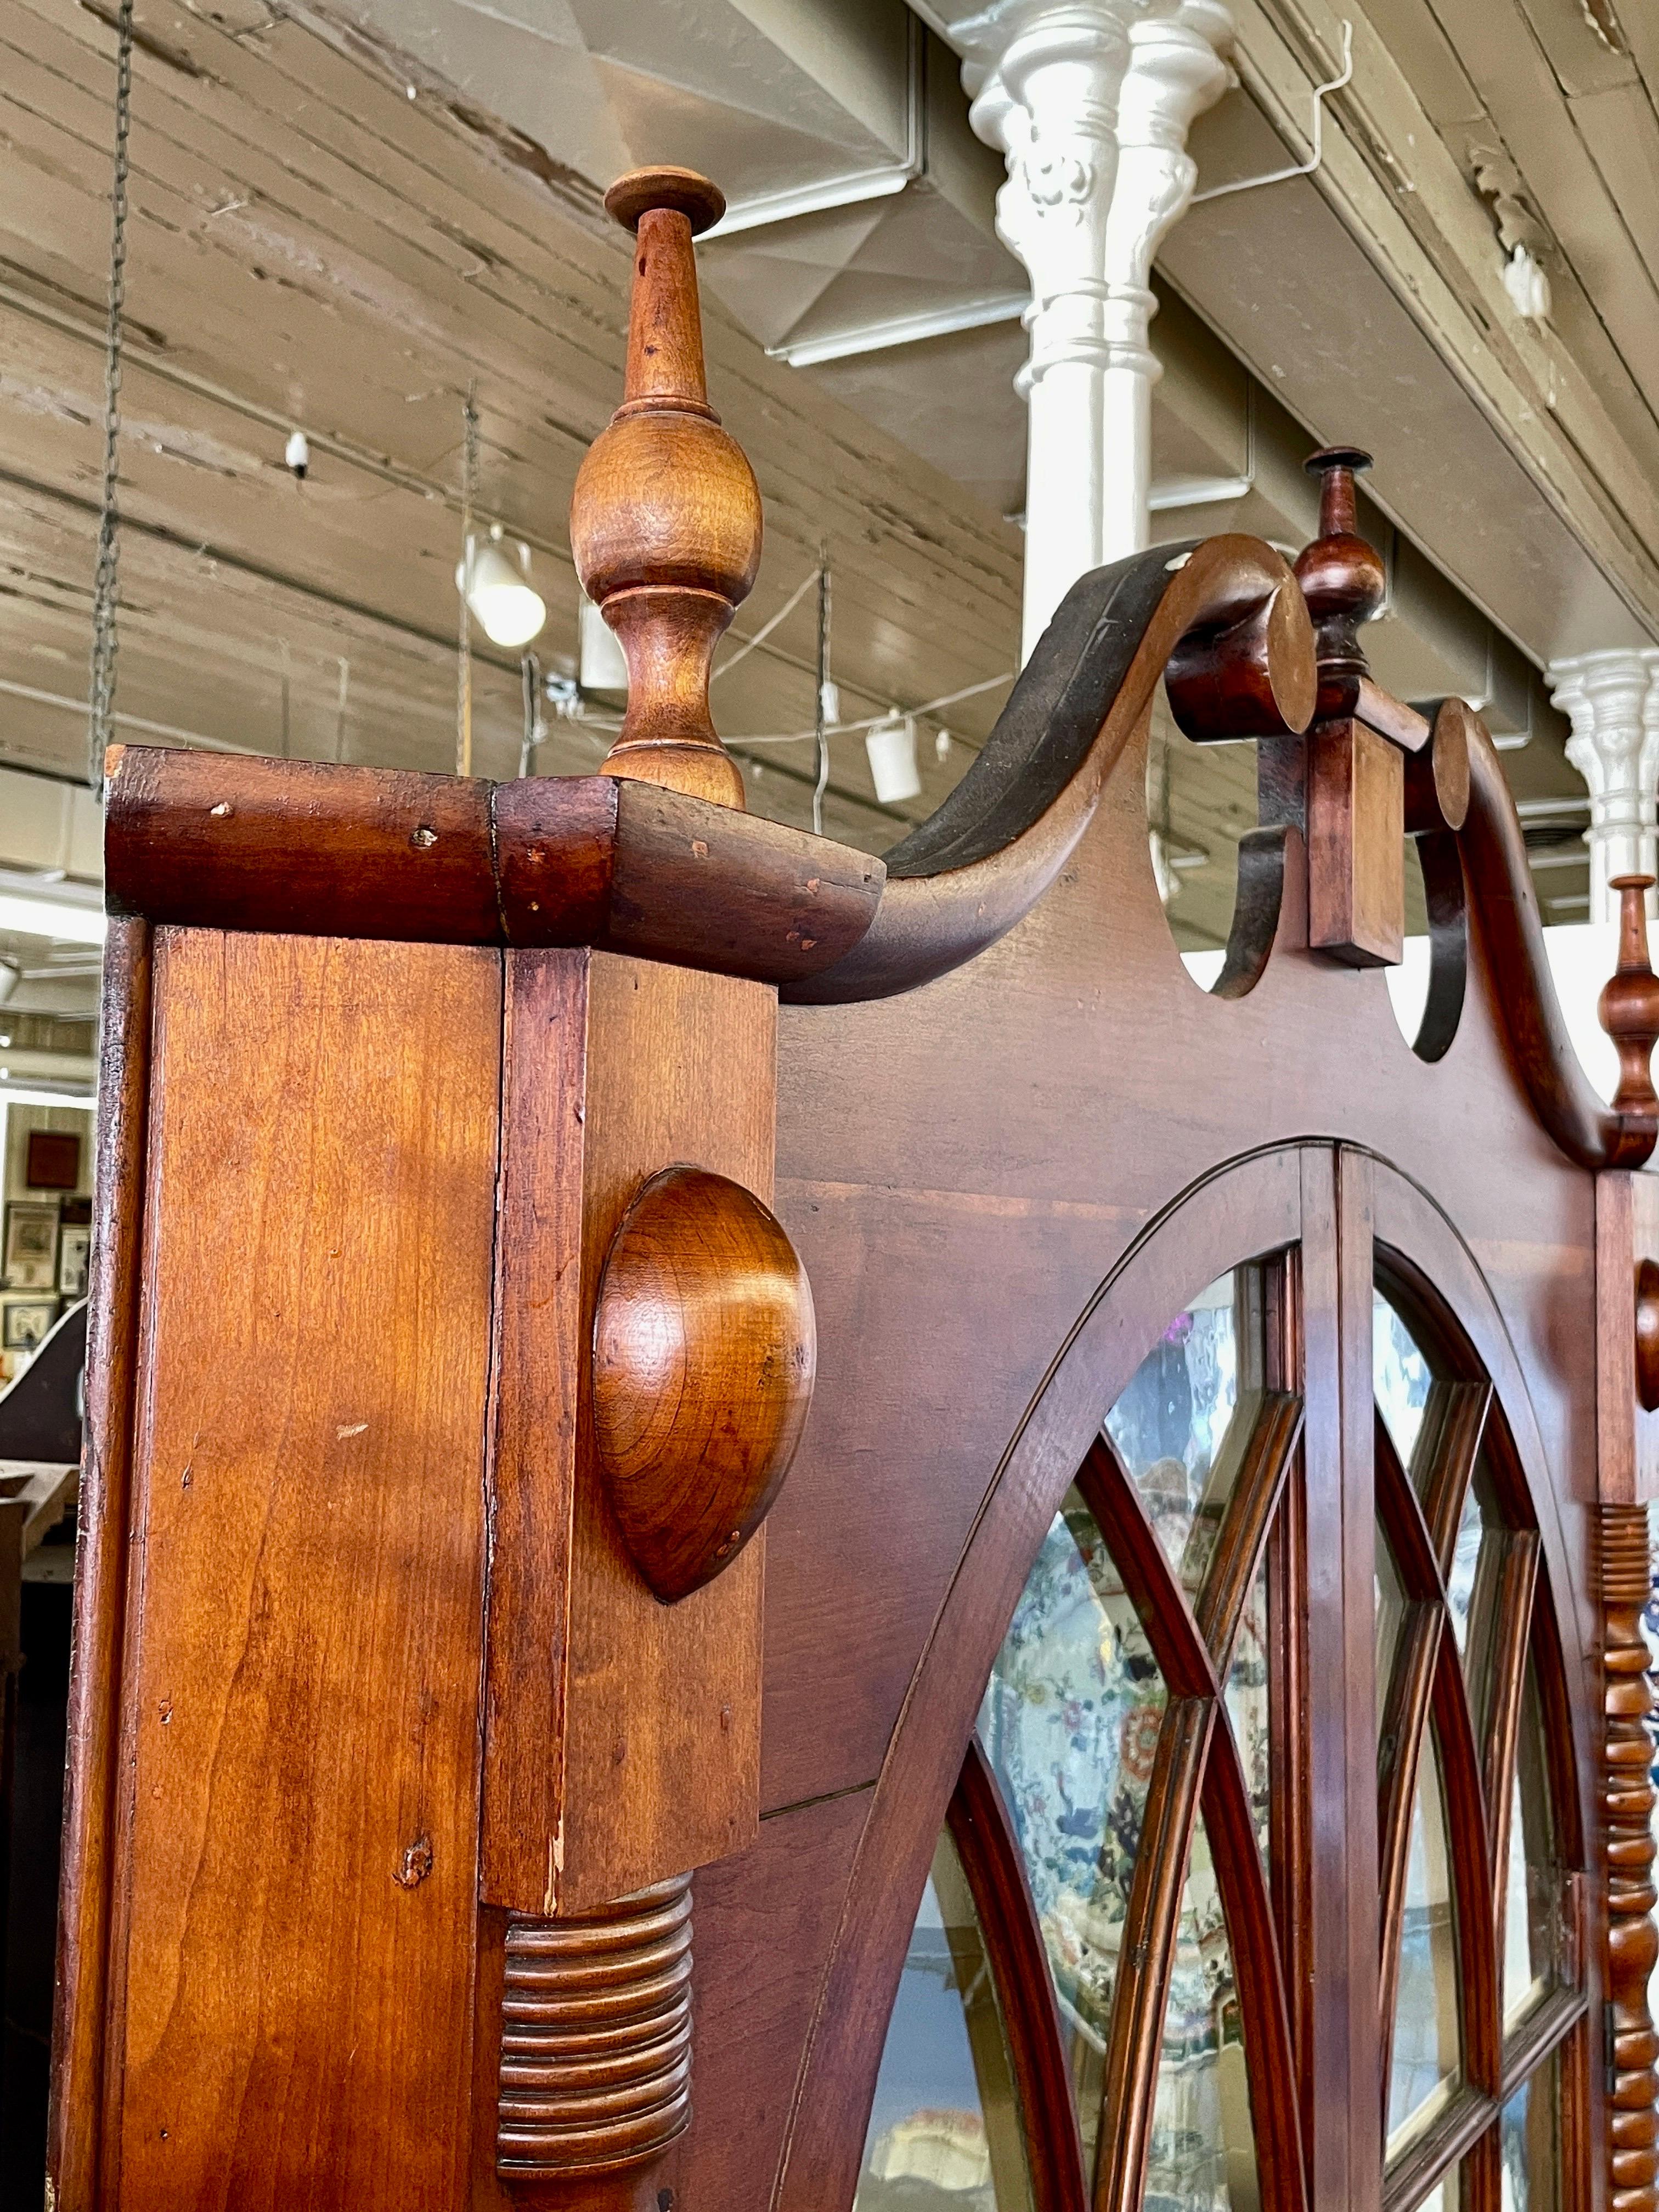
1294, 445, 1387, 723
569, 166, 761, 810
1600, 875, 1659, 1121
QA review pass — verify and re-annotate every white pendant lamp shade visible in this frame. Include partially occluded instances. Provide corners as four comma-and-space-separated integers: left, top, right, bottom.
866, 713, 921, 805
578, 591, 630, 698
456, 532, 547, 648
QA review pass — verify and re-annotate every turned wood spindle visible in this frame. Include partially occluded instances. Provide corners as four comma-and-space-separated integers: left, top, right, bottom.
1293, 445, 1387, 725
569, 166, 761, 811
1601, 876, 1659, 1124
496, 1877, 694, 2181
1295, 444, 1403, 967
1599, 1505, 1659, 2212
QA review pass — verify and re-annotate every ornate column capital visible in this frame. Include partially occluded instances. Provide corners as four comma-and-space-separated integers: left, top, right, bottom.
964, 4, 1146, 338
1104, 4, 1235, 377
1547, 647, 1659, 922
947, 0, 1234, 654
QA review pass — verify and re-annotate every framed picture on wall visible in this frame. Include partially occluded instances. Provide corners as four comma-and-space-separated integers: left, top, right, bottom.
26, 1128, 81, 1190
3, 1298, 58, 1350
4, 1201, 60, 1289
58, 1224, 92, 1300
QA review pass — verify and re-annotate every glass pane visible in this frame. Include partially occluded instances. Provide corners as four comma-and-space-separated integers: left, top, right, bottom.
1446, 1477, 1483, 1654
855, 1830, 1035, 2212
1224, 1555, 1271, 1877
1376, 1525, 1408, 1750
1148, 1810, 1259, 2212
1446, 1464, 1505, 1694
1498, 2055, 1559, 2212
1387, 1736, 1462, 2159
1375, 1289, 1433, 1476
1414, 2165, 1460, 2212
1105, 1272, 1241, 1593
978, 1487, 1163, 2176
1503, 1662, 1560, 2031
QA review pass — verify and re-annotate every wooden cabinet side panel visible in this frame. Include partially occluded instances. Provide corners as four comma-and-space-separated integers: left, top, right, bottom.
560, 952, 772, 1911
49, 917, 153, 2212
106, 929, 500, 2212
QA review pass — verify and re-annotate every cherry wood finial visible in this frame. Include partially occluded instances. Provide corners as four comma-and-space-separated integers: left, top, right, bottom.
1294, 445, 1387, 723
1600, 876, 1659, 1122
570, 166, 761, 810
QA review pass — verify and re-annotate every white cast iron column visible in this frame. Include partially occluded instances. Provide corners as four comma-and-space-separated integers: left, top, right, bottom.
1547, 649, 1659, 921
957, 1, 1234, 661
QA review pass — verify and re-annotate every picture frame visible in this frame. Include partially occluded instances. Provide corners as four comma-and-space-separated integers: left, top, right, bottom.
26, 1128, 81, 1190
3, 1297, 59, 1351
58, 1223, 92, 1301
4, 1201, 60, 1289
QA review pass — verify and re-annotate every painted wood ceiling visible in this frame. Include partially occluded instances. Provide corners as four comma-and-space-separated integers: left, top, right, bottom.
0, 0, 1635, 1000
0, 0, 1024, 860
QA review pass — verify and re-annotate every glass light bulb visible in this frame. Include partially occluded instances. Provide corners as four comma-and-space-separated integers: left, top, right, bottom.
473, 580, 547, 648
458, 538, 548, 647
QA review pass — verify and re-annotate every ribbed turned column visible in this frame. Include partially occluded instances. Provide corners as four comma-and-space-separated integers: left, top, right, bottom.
1599, 1505, 1659, 2212
496, 1877, 693, 2182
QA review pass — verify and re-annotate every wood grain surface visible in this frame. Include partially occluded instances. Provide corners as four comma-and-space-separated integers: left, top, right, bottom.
652, 1788, 872, 2212
730, 730, 1603, 2211
593, 1164, 814, 1601
105, 929, 500, 2212
482, 950, 774, 1917
48, 916, 152, 2212
1306, 720, 1405, 966
572, 174, 759, 810
104, 748, 883, 983
58, 538, 1621, 2212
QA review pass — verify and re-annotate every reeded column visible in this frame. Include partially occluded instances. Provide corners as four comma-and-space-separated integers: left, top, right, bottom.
1547, 648, 1659, 921
956, 0, 1234, 659
1101, 4, 1233, 541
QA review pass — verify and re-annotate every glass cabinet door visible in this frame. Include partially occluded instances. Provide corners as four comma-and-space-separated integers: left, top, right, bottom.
859, 1237, 1584, 2212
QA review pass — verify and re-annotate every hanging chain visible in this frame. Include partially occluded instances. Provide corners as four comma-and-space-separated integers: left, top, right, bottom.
456, 383, 478, 777
87, 0, 134, 788
812, 545, 831, 836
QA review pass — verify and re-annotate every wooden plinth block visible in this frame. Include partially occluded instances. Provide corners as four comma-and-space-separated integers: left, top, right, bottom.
1307, 719, 1404, 967
497, 1878, 693, 2184
1599, 1504, 1659, 2212
481, 949, 772, 1917
1596, 1175, 1659, 1505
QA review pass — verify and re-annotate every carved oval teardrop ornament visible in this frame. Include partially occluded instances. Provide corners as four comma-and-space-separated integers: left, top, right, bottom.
592, 1165, 815, 1602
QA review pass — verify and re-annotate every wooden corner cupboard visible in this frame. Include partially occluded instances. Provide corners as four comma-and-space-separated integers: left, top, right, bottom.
46, 166, 1659, 2212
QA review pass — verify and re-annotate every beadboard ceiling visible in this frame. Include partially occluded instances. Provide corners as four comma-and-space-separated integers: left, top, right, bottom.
0, 0, 1627, 1022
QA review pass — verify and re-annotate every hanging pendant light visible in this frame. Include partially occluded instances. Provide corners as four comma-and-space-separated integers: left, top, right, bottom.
578, 590, 629, 699
456, 524, 547, 648
866, 712, 921, 804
